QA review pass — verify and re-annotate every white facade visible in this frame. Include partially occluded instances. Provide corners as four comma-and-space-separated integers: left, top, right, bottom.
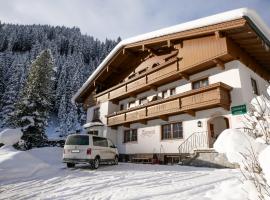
85, 60, 268, 155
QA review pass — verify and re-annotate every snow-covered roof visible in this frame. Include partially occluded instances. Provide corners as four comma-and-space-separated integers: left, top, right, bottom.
72, 8, 270, 103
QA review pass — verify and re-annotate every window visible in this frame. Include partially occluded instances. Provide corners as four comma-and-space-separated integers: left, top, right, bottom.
139, 97, 148, 105
161, 122, 183, 140
120, 104, 124, 111
128, 101, 136, 108
161, 124, 171, 139
93, 108, 100, 121
123, 129, 137, 143
93, 136, 108, 147
192, 78, 209, 89
65, 135, 89, 145
162, 90, 168, 98
170, 88, 176, 96
88, 130, 98, 135
251, 78, 259, 95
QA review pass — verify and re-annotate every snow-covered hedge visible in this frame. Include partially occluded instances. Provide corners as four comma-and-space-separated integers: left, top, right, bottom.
0, 129, 23, 146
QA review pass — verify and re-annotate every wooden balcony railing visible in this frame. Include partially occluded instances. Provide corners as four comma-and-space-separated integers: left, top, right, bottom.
96, 58, 180, 103
95, 36, 232, 104
107, 82, 232, 126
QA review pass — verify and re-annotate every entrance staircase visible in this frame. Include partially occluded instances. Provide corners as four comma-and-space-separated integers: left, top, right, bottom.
177, 131, 237, 168
178, 131, 208, 165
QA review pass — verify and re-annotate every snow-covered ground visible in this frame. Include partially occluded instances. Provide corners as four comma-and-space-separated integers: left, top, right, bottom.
0, 146, 242, 200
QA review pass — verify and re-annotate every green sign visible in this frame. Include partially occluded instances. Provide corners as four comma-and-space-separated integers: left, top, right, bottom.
231, 104, 247, 115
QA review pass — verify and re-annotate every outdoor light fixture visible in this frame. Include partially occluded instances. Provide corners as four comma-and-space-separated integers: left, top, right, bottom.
197, 121, 202, 127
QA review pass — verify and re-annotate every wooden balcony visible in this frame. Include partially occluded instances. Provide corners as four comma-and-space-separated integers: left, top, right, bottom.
95, 36, 234, 104
107, 82, 232, 127
96, 57, 181, 103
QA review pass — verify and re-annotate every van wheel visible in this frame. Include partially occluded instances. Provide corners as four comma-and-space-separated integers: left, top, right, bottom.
91, 157, 100, 169
114, 156, 118, 165
67, 163, 75, 168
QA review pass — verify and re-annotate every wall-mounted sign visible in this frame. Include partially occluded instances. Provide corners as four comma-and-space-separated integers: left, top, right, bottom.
231, 104, 247, 115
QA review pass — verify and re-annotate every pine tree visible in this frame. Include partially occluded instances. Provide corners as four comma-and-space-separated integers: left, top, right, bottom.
0, 63, 24, 128
12, 49, 55, 148
0, 22, 119, 138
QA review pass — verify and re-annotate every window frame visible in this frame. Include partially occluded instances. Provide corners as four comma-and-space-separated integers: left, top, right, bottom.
123, 129, 138, 143
120, 104, 124, 111
192, 78, 209, 90
170, 88, 176, 96
161, 90, 168, 99
251, 78, 259, 95
139, 97, 148, 105
161, 122, 183, 140
92, 107, 100, 121
128, 101, 136, 108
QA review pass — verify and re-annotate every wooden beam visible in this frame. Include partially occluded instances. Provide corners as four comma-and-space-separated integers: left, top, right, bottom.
148, 85, 157, 91
215, 31, 222, 39
139, 120, 147, 125
129, 93, 137, 98
179, 73, 189, 80
159, 115, 168, 121
221, 104, 230, 111
186, 110, 196, 117
213, 58, 225, 70
167, 40, 171, 47
123, 123, 130, 128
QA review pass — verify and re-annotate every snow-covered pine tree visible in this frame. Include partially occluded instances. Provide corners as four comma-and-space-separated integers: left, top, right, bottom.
0, 63, 24, 128
11, 49, 55, 148
0, 22, 120, 138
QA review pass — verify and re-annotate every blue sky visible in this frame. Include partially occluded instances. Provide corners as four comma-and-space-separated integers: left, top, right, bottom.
0, 0, 269, 40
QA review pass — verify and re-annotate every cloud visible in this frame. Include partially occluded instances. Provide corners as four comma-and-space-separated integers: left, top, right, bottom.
0, 0, 269, 40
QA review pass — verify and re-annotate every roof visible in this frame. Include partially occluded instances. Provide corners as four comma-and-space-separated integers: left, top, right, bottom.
72, 8, 270, 104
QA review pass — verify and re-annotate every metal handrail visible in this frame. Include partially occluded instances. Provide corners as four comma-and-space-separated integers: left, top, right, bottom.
178, 131, 208, 154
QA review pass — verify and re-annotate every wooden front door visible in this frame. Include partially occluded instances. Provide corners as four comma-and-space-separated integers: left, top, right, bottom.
209, 123, 215, 148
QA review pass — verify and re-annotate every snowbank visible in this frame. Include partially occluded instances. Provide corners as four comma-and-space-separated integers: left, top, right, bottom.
206, 179, 248, 200
214, 129, 266, 167
0, 128, 23, 146
259, 146, 270, 185
0, 146, 63, 183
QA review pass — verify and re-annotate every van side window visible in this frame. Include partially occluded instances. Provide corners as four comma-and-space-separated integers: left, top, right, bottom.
93, 136, 108, 147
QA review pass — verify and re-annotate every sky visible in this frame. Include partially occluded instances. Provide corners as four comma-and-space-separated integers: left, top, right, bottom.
0, 0, 269, 41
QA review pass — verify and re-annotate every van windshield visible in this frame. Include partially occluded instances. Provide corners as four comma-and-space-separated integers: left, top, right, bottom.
65, 135, 89, 145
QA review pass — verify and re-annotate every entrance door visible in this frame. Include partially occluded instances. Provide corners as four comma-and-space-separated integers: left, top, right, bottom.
208, 117, 229, 148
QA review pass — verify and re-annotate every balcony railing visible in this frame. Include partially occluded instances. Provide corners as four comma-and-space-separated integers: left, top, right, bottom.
96, 58, 180, 103
95, 36, 231, 104
107, 82, 232, 126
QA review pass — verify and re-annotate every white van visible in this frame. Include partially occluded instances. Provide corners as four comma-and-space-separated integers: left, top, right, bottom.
63, 134, 119, 169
